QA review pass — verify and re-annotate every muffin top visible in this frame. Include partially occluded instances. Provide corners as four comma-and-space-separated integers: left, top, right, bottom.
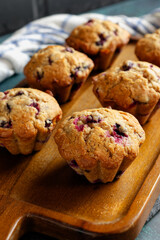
24, 45, 94, 87
0, 88, 62, 139
93, 60, 160, 109
137, 29, 160, 50
66, 19, 130, 55
135, 29, 160, 66
54, 108, 145, 170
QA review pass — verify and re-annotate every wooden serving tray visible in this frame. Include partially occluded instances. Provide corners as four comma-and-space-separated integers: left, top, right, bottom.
0, 43, 160, 240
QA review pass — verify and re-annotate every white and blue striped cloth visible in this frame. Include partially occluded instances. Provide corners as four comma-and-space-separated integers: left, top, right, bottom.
0, 9, 160, 82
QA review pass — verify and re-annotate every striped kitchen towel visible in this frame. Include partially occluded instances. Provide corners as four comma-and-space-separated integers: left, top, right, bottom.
1, 9, 160, 82
1, 8, 160, 82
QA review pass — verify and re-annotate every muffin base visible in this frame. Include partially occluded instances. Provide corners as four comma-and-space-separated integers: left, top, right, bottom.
96, 98, 159, 125
0, 115, 61, 155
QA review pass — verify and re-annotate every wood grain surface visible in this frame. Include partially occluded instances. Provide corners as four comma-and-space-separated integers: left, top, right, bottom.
0, 43, 160, 240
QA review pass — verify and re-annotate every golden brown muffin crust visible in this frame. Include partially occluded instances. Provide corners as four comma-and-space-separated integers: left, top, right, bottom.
135, 29, 160, 67
66, 19, 130, 55
93, 60, 160, 125
0, 88, 62, 154
66, 19, 130, 70
54, 108, 145, 183
24, 45, 94, 87
24, 45, 94, 103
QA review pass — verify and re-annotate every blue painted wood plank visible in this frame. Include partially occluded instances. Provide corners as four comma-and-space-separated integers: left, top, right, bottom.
0, 73, 24, 91
88, 0, 160, 16
0, 33, 11, 43
137, 211, 160, 240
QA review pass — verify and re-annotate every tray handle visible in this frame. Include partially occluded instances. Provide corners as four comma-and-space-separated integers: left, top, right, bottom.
0, 195, 28, 240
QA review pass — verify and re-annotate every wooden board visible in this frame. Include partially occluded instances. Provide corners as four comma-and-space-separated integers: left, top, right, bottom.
0, 43, 160, 240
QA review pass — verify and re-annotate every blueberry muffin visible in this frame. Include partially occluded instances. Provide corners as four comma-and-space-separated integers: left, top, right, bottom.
24, 45, 94, 103
54, 108, 145, 183
93, 60, 160, 125
66, 19, 130, 70
135, 29, 160, 67
0, 88, 62, 155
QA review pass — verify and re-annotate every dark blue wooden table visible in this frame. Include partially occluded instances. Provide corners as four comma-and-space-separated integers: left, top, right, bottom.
0, 0, 160, 239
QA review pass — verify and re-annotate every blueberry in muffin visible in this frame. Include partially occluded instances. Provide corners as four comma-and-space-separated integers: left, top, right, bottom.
0, 88, 62, 155
24, 45, 94, 103
54, 108, 145, 183
93, 60, 160, 125
66, 19, 130, 70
